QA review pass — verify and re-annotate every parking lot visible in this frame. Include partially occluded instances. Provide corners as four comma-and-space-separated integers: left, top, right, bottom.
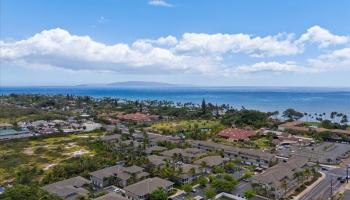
276, 142, 350, 164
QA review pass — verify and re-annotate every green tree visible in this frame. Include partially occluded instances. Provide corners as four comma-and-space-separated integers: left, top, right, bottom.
150, 187, 168, 200
204, 187, 216, 199
183, 184, 192, 193
243, 189, 256, 199
282, 108, 304, 121
198, 176, 209, 186
0, 184, 62, 200
201, 99, 207, 114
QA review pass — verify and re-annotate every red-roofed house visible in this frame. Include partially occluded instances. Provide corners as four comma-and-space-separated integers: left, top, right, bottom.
119, 113, 159, 124
218, 128, 256, 141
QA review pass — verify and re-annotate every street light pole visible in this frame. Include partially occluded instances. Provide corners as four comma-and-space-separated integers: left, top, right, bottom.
330, 178, 333, 200
347, 165, 349, 183
347, 164, 350, 183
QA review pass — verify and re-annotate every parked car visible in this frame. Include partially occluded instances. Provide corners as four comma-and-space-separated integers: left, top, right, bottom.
340, 177, 346, 183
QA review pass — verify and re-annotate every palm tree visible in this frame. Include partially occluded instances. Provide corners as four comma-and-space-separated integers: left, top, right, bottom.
189, 167, 196, 177
281, 179, 288, 199
304, 168, 311, 182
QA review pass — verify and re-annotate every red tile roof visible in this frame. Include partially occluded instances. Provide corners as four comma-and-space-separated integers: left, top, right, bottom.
218, 128, 256, 140
119, 113, 159, 122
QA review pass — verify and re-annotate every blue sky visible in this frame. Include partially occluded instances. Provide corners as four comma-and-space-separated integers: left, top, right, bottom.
1, 0, 350, 86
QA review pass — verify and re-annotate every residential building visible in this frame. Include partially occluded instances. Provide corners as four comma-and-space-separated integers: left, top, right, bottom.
90, 165, 149, 188
100, 134, 121, 142
174, 163, 201, 184
146, 155, 167, 168
94, 193, 128, 200
252, 156, 312, 199
218, 128, 256, 141
43, 176, 90, 200
189, 140, 276, 168
118, 113, 159, 124
0, 123, 13, 130
194, 155, 226, 173
160, 148, 206, 163
145, 146, 167, 154
124, 177, 174, 200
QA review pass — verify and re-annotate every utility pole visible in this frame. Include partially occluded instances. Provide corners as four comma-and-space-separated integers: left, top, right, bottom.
347, 164, 350, 183
330, 178, 333, 200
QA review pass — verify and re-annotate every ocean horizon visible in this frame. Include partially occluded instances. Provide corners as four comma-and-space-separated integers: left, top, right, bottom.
1, 86, 350, 117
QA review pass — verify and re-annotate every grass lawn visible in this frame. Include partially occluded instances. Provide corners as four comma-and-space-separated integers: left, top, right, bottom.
0, 131, 103, 184
253, 138, 272, 149
151, 119, 225, 134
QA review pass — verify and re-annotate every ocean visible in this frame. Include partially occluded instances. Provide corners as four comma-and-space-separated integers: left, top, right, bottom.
1, 86, 350, 117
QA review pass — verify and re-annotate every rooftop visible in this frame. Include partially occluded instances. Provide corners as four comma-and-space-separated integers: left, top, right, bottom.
194, 156, 225, 167
253, 156, 309, 187
218, 128, 256, 140
124, 177, 174, 196
43, 176, 90, 199
93, 193, 128, 200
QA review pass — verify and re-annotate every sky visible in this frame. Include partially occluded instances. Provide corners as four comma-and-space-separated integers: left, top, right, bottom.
1, 0, 350, 87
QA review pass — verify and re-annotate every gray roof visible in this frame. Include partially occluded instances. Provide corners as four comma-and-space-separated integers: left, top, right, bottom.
43, 176, 90, 199
145, 146, 167, 154
253, 156, 309, 188
194, 156, 225, 167
91, 165, 146, 181
180, 164, 200, 174
101, 134, 121, 142
147, 155, 166, 166
123, 165, 144, 174
161, 148, 205, 159
189, 140, 275, 161
90, 166, 122, 180
94, 193, 128, 200
124, 177, 174, 196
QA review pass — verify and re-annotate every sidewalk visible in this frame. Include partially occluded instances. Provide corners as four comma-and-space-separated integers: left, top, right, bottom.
335, 180, 350, 194
292, 171, 326, 200
170, 188, 185, 198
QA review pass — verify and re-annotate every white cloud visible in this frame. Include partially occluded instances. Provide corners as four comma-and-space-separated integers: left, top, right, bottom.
297, 25, 349, 48
1, 26, 349, 77
174, 32, 301, 57
148, 0, 174, 7
233, 61, 306, 73
308, 47, 350, 71
0, 28, 218, 74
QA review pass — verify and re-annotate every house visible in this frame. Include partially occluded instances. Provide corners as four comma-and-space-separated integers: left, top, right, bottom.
175, 163, 201, 184
145, 146, 167, 154
94, 193, 128, 200
119, 113, 159, 124
148, 133, 181, 146
252, 156, 312, 199
115, 140, 141, 152
90, 166, 121, 188
194, 156, 225, 173
124, 177, 174, 200
218, 128, 256, 141
147, 155, 167, 168
273, 133, 315, 147
189, 140, 276, 168
100, 134, 121, 142
0, 123, 13, 130
90, 165, 149, 188
160, 148, 206, 163
43, 176, 90, 200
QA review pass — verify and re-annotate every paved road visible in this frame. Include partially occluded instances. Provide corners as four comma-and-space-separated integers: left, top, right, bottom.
299, 166, 348, 200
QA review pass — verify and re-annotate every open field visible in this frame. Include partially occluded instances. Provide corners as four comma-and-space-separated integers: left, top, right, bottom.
0, 131, 103, 184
